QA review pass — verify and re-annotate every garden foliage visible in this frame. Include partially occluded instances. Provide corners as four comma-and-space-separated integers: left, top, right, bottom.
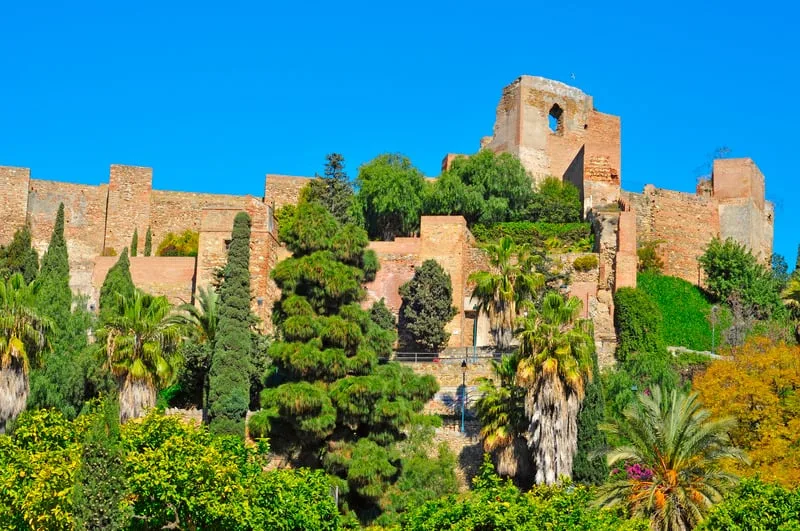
399, 259, 457, 352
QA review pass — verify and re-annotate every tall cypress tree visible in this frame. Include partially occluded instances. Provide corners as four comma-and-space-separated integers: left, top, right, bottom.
37, 203, 72, 336
73, 398, 131, 529
99, 248, 135, 323
208, 212, 253, 436
144, 227, 152, 257
573, 350, 609, 485
29, 203, 98, 419
130, 228, 139, 257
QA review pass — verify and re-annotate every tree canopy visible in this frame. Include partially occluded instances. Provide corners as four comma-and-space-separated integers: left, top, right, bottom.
399, 259, 457, 352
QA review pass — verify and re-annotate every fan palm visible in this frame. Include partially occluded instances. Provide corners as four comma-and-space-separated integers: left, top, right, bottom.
475, 352, 531, 485
169, 286, 219, 421
596, 387, 746, 531
96, 291, 182, 421
0, 273, 52, 432
469, 237, 544, 349
516, 291, 593, 485
781, 277, 800, 338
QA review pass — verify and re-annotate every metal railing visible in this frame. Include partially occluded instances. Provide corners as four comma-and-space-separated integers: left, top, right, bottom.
388, 348, 512, 364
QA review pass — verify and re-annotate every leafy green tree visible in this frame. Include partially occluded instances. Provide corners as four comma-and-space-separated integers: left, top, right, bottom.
98, 248, 135, 323
72, 398, 131, 530
698, 478, 800, 530
699, 237, 782, 318
572, 349, 608, 485
399, 259, 457, 352
169, 286, 219, 422
597, 387, 747, 531
305, 152, 362, 226
529, 177, 582, 223
156, 230, 199, 257
36, 203, 72, 342
516, 292, 594, 485
357, 153, 425, 240
469, 237, 544, 349
475, 353, 531, 486
424, 150, 536, 225
95, 291, 182, 421
0, 224, 39, 282
130, 228, 138, 257
257, 201, 437, 521
0, 274, 52, 433
144, 226, 152, 257
208, 212, 253, 436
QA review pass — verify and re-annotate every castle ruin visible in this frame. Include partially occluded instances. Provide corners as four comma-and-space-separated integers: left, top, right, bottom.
0, 75, 774, 364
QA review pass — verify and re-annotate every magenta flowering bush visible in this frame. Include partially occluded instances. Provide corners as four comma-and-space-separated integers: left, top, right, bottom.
626, 463, 654, 481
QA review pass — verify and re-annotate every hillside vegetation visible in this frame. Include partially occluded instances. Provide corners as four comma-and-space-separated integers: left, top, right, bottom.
637, 272, 724, 351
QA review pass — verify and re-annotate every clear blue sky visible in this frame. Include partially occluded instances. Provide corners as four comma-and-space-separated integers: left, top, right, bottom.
2, 0, 797, 265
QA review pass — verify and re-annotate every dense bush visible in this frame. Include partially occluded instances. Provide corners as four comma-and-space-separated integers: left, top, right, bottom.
157, 230, 199, 257
528, 176, 582, 224
572, 254, 598, 272
404, 456, 646, 530
0, 224, 38, 282
0, 408, 340, 530
471, 221, 592, 251
638, 272, 725, 351
636, 239, 664, 273
698, 478, 800, 530
613, 287, 666, 362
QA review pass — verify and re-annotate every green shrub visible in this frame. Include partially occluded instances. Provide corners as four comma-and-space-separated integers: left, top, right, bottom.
613, 287, 665, 362
698, 478, 800, 530
637, 239, 664, 273
637, 272, 725, 351
572, 254, 598, 272
472, 221, 592, 251
157, 230, 199, 257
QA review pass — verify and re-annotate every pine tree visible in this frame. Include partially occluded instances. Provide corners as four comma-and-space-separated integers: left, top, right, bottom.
73, 398, 131, 530
130, 228, 138, 257
399, 259, 457, 351
0, 224, 38, 283
144, 227, 152, 257
572, 350, 609, 485
99, 248, 135, 323
208, 212, 253, 436
255, 201, 437, 519
305, 153, 361, 226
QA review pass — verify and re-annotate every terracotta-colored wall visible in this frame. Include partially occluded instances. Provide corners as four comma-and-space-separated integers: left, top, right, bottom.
615, 210, 637, 289
92, 256, 196, 306
0, 166, 30, 243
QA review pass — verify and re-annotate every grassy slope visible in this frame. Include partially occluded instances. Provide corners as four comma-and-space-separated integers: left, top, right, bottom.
637, 272, 723, 351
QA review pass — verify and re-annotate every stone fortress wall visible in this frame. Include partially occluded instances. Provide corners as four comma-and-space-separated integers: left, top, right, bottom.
0, 75, 774, 363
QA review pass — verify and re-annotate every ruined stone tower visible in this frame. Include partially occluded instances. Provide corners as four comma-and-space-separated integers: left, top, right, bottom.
478, 75, 622, 213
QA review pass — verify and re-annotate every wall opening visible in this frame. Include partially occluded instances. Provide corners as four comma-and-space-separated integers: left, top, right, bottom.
548, 104, 564, 134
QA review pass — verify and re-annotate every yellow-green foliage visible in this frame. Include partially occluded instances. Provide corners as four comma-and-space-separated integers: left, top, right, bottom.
157, 230, 199, 257
572, 255, 598, 272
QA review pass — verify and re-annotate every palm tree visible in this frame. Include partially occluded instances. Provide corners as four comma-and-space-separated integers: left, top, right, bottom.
0, 274, 51, 432
469, 237, 544, 349
781, 277, 800, 339
168, 286, 218, 422
474, 352, 532, 486
596, 387, 746, 531
96, 291, 182, 421
516, 291, 593, 485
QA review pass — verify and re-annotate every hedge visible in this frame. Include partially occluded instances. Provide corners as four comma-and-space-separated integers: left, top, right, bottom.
471, 222, 592, 250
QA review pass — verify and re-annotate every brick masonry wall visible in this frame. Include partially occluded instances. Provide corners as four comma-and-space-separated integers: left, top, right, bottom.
104, 165, 153, 255
0, 166, 30, 243
149, 190, 252, 248
92, 256, 196, 306
264, 175, 314, 210
27, 179, 109, 295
